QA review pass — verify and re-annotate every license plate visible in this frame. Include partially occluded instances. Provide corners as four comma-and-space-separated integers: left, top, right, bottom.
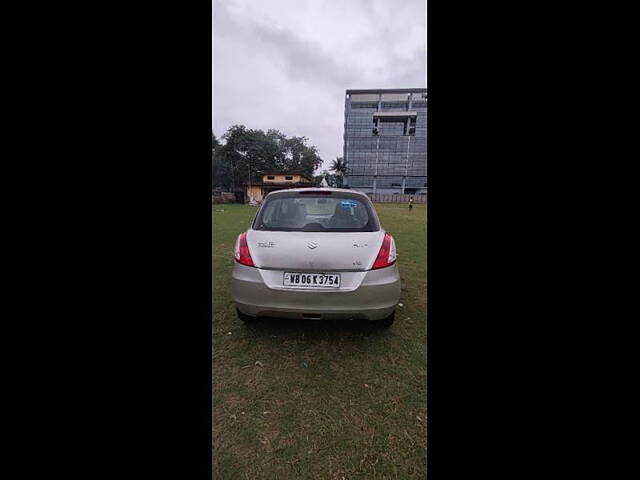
283, 272, 341, 288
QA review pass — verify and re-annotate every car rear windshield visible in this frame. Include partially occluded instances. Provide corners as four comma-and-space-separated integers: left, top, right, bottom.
253, 193, 380, 232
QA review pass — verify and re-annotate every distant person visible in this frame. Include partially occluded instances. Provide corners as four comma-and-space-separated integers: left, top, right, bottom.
409, 196, 414, 211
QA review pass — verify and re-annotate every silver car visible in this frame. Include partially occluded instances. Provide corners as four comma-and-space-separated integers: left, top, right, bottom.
231, 188, 401, 326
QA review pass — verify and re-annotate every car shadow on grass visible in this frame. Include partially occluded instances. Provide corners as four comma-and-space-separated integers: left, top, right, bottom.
242, 316, 391, 344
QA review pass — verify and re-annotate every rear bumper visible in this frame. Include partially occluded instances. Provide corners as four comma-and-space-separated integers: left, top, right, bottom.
231, 263, 400, 321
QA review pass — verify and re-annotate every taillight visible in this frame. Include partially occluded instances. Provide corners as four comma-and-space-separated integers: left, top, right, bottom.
372, 232, 397, 270
234, 232, 255, 267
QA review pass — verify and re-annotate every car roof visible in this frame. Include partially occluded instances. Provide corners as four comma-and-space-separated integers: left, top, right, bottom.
265, 188, 369, 198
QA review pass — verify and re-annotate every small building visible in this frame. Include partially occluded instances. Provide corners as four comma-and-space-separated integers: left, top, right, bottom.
243, 172, 314, 203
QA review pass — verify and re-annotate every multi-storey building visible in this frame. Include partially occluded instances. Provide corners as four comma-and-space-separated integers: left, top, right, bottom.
343, 88, 427, 195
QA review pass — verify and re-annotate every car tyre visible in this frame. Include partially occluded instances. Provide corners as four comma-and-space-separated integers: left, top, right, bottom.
237, 308, 257, 323
373, 311, 395, 328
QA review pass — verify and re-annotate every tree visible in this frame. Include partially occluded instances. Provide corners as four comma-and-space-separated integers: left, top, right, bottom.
329, 157, 348, 187
212, 125, 324, 191
212, 132, 222, 191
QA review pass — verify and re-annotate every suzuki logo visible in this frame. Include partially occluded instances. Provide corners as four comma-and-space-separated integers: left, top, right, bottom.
307, 241, 318, 250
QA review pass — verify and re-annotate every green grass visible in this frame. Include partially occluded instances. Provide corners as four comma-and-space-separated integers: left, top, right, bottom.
213, 203, 426, 479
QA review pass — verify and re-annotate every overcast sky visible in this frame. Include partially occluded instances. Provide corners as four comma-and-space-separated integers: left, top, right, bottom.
213, 0, 426, 173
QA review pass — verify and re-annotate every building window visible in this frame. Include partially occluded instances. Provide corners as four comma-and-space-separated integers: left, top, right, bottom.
407, 118, 417, 136
285, 176, 293, 180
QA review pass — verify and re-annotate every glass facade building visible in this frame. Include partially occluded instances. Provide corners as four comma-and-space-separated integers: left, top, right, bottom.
343, 88, 427, 195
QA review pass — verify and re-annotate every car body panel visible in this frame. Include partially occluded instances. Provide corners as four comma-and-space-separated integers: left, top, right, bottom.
232, 262, 400, 320
247, 230, 385, 273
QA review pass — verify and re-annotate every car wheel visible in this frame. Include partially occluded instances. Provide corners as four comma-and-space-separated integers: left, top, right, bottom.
236, 308, 257, 323
373, 311, 395, 327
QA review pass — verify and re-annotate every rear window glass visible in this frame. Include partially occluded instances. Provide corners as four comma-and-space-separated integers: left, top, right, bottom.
253, 194, 379, 232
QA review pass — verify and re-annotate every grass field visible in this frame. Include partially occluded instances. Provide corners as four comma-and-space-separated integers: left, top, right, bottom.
213, 203, 426, 479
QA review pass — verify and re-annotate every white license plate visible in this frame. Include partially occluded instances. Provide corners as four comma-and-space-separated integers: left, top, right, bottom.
283, 272, 341, 288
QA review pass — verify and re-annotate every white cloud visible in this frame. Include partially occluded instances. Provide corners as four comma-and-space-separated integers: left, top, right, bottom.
213, 0, 426, 171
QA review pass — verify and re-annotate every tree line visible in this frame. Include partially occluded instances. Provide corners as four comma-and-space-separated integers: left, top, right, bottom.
212, 125, 348, 191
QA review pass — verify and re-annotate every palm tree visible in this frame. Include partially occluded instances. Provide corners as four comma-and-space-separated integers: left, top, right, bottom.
329, 157, 348, 187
